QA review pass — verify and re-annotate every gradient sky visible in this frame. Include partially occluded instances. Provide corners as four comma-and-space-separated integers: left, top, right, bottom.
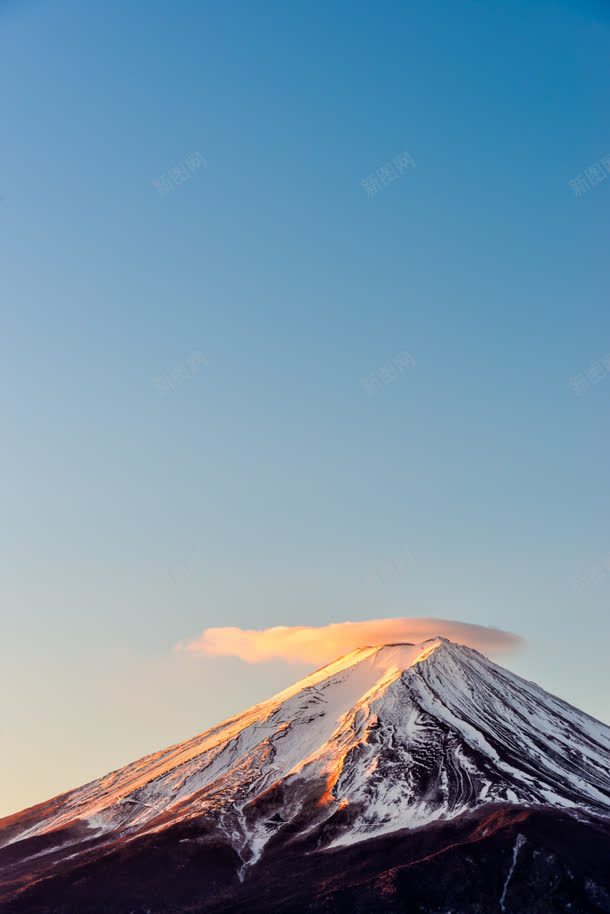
1, 0, 610, 816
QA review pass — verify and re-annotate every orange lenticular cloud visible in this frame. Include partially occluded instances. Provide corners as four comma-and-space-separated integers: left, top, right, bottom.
177, 618, 523, 665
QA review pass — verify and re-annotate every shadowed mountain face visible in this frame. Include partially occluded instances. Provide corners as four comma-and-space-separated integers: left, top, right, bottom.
1, 639, 609, 913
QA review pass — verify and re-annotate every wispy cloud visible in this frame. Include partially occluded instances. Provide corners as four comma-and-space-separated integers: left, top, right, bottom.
177, 617, 523, 666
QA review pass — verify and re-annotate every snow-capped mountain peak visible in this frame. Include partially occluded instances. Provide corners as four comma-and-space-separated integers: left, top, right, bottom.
1, 638, 609, 876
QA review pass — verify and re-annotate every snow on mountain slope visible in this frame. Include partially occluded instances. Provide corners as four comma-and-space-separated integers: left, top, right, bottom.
1, 638, 609, 873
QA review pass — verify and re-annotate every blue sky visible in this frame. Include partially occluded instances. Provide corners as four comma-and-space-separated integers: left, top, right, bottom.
1, 0, 610, 814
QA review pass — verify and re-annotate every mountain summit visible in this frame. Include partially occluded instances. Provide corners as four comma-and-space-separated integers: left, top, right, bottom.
1, 638, 610, 913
